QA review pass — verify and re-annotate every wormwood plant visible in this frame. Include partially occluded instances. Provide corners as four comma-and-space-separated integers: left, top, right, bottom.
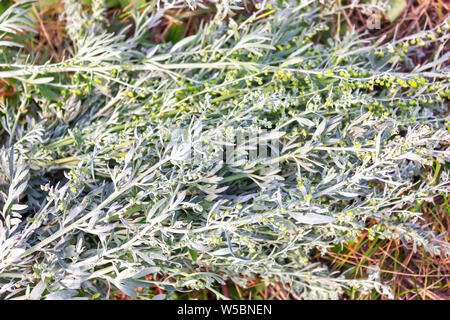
0, 0, 449, 300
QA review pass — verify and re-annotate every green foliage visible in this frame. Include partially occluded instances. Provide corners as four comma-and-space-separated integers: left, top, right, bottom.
0, 0, 449, 300
167, 23, 186, 44
386, 0, 407, 22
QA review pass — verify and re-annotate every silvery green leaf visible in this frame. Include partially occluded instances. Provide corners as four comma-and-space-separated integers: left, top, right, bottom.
0, 40, 23, 48
120, 217, 133, 230
337, 191, 361, 198
295, 117, 315, 127
82, 223, 118, 235
9, 218, 21, 226
134, 250, 155, 265
259, 131, 285, 141
205, 194, 218, 201
65, 203, 88, 224
11, 204, 27, 212
8, 248, 25, 261
188, 240, 210, 252
26, 77, 54, 84
8, 147, 14, 179
29, 279, 46, 300
289, 212, 335, 225
131, 267, 160, 279
395, 153, 423, 162
147, 251, 167, 261
145, 45, 159, 58
45, 290, 78, 300
113, 281, 136, 299
170, 35, 197, 53
209, 248, 233, 256
274, 218, 297, 233
280, 56, 304, 67
171, 190, 186, 208
312, 119, 327, 140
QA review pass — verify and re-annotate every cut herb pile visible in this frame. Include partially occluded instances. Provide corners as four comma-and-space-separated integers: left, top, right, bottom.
0, 0, 449, 300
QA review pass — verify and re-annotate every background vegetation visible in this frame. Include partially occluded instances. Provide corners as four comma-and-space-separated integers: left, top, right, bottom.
0, 0, 448, 300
